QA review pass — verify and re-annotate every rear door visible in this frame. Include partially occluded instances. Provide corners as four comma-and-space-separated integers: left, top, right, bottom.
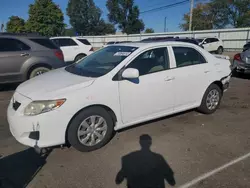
52, 38, 78, 62
0, 38, 31, 76
169, 46, 212, 110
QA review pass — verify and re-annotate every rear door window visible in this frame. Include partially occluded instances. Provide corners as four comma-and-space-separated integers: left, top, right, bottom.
0, 38, 30, 52
173, 47, 206, 67
210, 38, 219, 42
77, 39, 91, 45
56, 38, 78, 47
30, 38, 58, 49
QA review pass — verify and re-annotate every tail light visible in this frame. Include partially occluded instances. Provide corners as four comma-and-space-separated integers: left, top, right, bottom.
54, 50, 64, 61
234, 53, 241, 61
90, 47, 94, 51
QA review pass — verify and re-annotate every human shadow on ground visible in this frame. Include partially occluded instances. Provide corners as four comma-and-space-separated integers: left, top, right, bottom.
0, 148, 51, 188
115, 134, 176, 188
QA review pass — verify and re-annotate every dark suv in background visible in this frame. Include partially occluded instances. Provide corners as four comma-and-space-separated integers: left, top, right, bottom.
0, 33, 65, 86
141, 37, 203, 48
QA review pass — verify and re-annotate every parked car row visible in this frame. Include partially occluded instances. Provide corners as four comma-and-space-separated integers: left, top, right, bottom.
0, 33, 65, 85
51, 36, 93, 62
0, 33, 93, 87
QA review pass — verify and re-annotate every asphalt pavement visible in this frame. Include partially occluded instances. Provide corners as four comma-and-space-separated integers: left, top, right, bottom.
1, 76, 250, 188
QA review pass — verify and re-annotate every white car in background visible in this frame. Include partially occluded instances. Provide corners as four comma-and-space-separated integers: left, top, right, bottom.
197, 37, 224, 54
51, 37, 93, 63
8, 41, 231, 153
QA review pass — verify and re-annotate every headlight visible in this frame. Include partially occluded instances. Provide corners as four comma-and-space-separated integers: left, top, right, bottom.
24, 99, 66, 116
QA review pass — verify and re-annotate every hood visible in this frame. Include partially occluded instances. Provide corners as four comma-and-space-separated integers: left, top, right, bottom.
17, 68, 95, 99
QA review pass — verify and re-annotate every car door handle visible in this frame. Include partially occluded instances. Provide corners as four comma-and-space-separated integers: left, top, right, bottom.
164, 77, 175, 81
20, 53, 29, 57
204, 70, 210, 73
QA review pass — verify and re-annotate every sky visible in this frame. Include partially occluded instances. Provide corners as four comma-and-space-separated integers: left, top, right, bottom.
0, 0, 191, 33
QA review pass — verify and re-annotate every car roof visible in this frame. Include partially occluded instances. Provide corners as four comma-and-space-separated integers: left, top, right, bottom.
0, 35, 48, 39
50, 36, 88, 39
112, 41, 199, 49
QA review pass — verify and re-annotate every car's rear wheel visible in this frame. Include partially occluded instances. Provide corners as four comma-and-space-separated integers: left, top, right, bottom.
217, 46, 223, 54
198, 84, 222, 114
74, 54, 86, 62
67, 107, 114, 152
28, 66, 51, 79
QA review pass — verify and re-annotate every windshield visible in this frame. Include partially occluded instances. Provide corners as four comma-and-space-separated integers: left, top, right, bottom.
65, 45, 138, 77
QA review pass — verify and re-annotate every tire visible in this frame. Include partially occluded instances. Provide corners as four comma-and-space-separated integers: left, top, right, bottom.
74, 54, 86, 62
198, 84, 222, 114
28, 66, 51, 79
217, 46, 223, 54
67, 107, 114, 152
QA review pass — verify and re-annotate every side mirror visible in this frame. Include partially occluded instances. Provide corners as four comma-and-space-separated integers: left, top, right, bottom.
203, 41, 207, 44
122, 68, 139, 79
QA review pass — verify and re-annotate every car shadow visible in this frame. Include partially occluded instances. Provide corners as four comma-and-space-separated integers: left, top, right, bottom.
119, 109, 194, 132
0, 148, 51, 188
232, 72, 250, 80
0, 83, 19, 92
115, 134, 176, 188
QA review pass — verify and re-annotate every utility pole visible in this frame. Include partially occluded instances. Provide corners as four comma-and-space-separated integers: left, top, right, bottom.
164, 17, 167, 32
189, 0, 194, 31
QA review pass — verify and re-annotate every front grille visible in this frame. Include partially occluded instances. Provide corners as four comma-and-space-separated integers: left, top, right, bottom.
12, 100, 21, 111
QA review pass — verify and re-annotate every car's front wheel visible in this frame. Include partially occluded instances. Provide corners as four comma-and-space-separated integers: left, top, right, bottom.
198, 84, 222, 114
74, 54, 86, 62
67, 107, 114, 152
217, 46, 223, 54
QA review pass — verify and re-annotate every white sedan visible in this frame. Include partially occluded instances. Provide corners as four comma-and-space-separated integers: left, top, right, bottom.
7, 41, 231, 152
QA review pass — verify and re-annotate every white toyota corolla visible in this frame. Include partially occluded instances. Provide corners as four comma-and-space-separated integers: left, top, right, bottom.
7, 41, 231, 152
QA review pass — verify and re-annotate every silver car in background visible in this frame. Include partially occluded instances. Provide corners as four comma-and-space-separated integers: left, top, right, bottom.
0, 33, 65, 86
232, 50, 250, 75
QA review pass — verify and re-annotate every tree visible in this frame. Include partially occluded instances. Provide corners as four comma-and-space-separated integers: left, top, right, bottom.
180, 0, 250, 31
145, 28, 154, 33
62, 28, 76, 36
25, 0, 64, 36
106, 0, 145, 34
67, 0, 116, 35
180, 3, 213, 31
210, 0, 250, 28
6, 16, 26, 33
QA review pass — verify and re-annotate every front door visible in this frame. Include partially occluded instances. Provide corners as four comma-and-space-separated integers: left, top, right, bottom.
119, 47, 175, 123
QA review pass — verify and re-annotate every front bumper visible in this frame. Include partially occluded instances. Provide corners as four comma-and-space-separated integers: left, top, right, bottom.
7, 92, 71, 148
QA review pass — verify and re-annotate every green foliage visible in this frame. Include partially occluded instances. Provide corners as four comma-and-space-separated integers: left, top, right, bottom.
67, 0, 116, 36
180, 3, 213, 31
6, 16, 26, 33
144, 28, 154, 33
180, 0, 250, 31
62, 28, 76, 36
210, 0, 250, 28
25, 0, 64, 36
106, 0, 145, 34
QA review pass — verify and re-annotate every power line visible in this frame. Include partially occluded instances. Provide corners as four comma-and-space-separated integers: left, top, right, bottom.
140, 0, 190, 14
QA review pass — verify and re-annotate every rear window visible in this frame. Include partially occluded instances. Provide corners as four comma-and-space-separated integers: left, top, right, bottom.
77, 39, 91, 45
29, 38, 58, 49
